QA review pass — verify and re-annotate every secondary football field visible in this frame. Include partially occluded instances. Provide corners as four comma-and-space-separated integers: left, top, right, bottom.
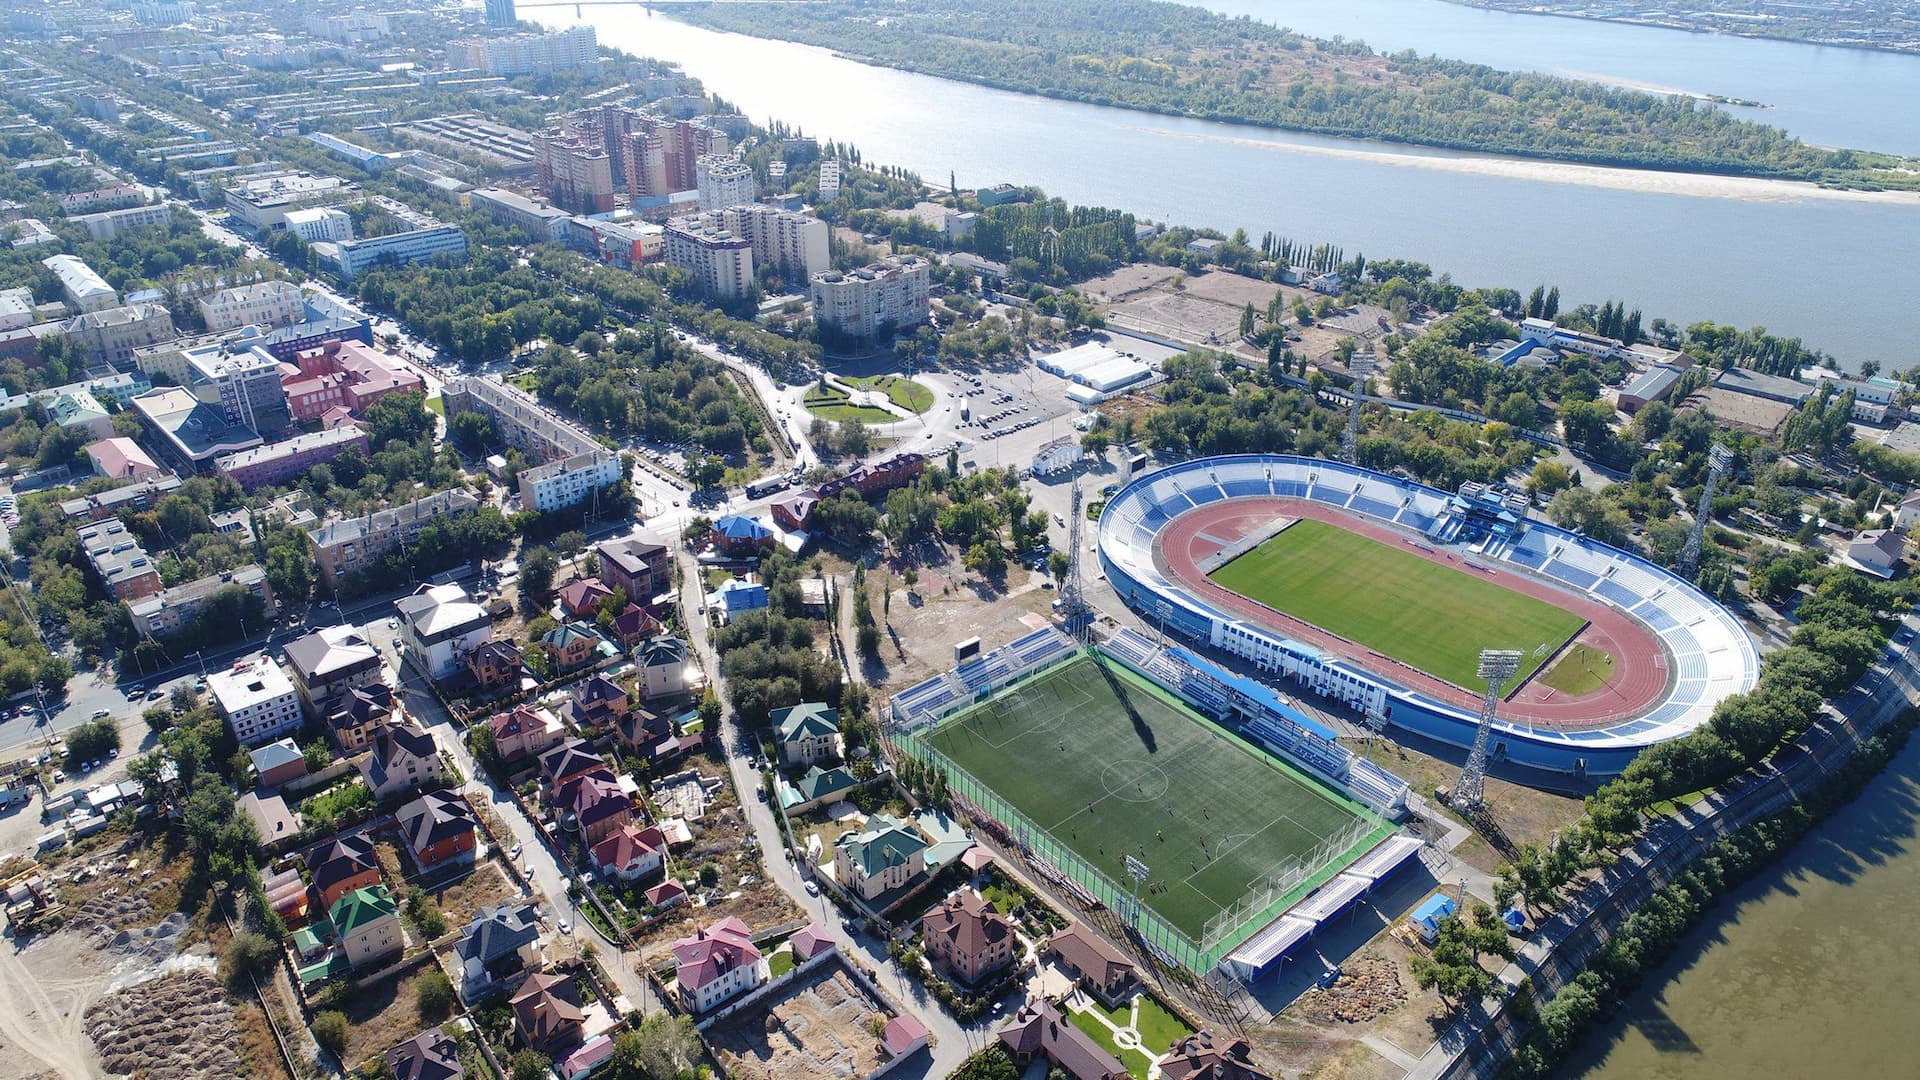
1208, 518, 1586, 692
926, 656, 1376, 940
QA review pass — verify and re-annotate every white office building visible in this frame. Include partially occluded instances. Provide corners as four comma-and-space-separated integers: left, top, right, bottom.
818, 159, 841, 201
208, 654, 303, 747
396, 583, 493, 682
695, 155, 757, 211
662, 216, 754, 299
198, 281, 305, 332
42, 254, 118, 313
284, 207, 353, 244
71, 203, 173, 241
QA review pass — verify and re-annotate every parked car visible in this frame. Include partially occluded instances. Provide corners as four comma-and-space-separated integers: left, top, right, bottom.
804, 880, 820, 896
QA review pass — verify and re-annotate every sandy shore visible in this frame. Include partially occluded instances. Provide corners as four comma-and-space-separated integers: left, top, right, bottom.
1149, 125, 1920, 205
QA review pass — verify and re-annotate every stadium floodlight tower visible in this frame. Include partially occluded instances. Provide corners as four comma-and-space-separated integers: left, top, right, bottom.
1057, 473, 1093, 636
1453, 649, 1523, 812
1342, 354, 1374, 464
1677, 443, 1735, 581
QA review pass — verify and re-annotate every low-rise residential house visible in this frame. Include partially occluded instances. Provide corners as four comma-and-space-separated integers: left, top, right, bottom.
331, 884, 402, 968
396, 788, 478, 869
921, 890, 1015, 985
670, 916, 765, 1013
772, 702, 841, 766
239, 790, 301, 851
328, 682, 395, 753
283, 624, 385, 722
556, 767, 631, 844
557, 578, 613, 618
709, 514, 773, 555
488, 704, 565, 764
1847, 527, 1907, 578
835, 814, 929, 903
566, 675, 630, 730
539, 739, 605, 792
361, 720, 447, 800
709, 578, 767, 623
310, 833, 381, 909
616, 705, 687, 764
998, 998, 1129, 1080
1043, 924, 1139, 1008
596, 538, 669, 599
777, 765, 859, 814
607, 604, 662, 649
788, 924, 836, 963
249, 738, 309, 789
455, 903, 544, 1000
512, 972, 586, 1053
1157, 1033, 1274, 1080
541, 621, 602, 673
387, 1028, 464, 1080
85, 436, 163, 481
646, 880, 688, 910
467, 638, 525, 692
589, 823, 666, 882
209, 654, 302, 747
636, 635, 689, 699
397, 583, 491, 683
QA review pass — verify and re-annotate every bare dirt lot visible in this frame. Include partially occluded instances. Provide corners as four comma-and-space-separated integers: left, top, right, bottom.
1078, 263, 1181, 305
872, 564, 1058, 690
1178, 270, 1302, 312
1109, 290, 1244, 344
703, 962, 893, 1080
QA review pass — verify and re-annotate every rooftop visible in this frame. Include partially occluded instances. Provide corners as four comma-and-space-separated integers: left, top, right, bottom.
207, 655, 295, 713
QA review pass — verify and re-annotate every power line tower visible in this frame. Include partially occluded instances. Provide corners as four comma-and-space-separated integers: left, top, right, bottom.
1058, 472, 1092, 637
1342, 355, 1373, 464
1677, 443, 1734, 581
1453, 649, 1522, 812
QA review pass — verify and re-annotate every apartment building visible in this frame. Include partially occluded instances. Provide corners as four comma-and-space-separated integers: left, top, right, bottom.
58, 184, 148, 215
198, 281, 304, 332
662, 216, 754, 299
695, 155, 757, 211
469, 187, 570, 241
126, 564, 277, 640
63, 303, 177, 367
71, 202, 172, 241
439, 377, 620, 511
214, 426, 369, 490
810, 255, 931, 339
445, 26, 597, 76
76, 519, 162, 600
207, 654, 302, 747
279, 339, 422, 422
308, 488, 481, 591
41, 254, 118, 312
282, 624, 385, 721
533, 132, 614, 215
719, 204, 828, 278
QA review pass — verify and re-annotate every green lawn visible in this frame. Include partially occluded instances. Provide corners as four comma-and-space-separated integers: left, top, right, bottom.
1067, 1008, 1155, 1078
1208, 518, 1585, 693
926, 657, 1373, 939
846, 374, 933, 413
1131, 994, 1193, 1055
1538, 641, 1616, 696
423, 395, 444, 416
802, 383, 894, 424
768, 948, 795, 978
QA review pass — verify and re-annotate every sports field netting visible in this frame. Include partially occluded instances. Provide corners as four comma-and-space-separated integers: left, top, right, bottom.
925, 656, 1373, 942
1208, 518, 1585, 692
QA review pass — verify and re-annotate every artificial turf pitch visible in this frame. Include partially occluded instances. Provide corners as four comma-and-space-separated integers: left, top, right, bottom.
926, 657, 1370, 939
1208, 518, 1586, 693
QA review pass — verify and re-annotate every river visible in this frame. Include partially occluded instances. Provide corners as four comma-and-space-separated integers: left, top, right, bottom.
534, 5, 1918, 368
1566, 727, 1920, 1079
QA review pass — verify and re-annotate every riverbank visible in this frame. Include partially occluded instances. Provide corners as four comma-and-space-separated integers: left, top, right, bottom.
1435, 0, 1920, 58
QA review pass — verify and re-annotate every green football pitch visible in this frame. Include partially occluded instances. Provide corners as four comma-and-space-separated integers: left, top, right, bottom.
926, 657, 1373, 939
1208, 518, 1586, 693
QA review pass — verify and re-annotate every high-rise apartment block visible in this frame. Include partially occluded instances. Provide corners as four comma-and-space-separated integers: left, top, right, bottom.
810, 256, 932, 340
484, 0, 516, 28
662, 217, 755, 299
695, 155, 757, 211
533, 131, 615, 215
447, 26, 596, 77
719, 205, 829, 279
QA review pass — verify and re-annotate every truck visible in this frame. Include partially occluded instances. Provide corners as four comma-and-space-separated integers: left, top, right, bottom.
744, 476, 791, 499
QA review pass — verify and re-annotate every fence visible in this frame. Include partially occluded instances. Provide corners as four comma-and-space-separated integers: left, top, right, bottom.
1199, 813, 1377, 950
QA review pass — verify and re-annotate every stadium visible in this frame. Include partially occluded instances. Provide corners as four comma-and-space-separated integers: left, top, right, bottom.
888, 627, 1422, 979
1097, 454, 1761, 781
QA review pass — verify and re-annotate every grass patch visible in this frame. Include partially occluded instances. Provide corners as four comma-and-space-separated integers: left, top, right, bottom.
1537, 641, 1616, 696
1209, 518, 1584, 692
1132, 994, 1193, 1054
768, 947, 795, 978
1066, 1008, 1154, 1078
423, 395, 444, 416
805, 381, 900, 424
926, 656, 1372, 938
846, 374, 933, 413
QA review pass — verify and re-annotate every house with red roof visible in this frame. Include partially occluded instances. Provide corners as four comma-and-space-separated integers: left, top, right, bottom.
922, 890, 1016, 986
488, 704, 564, 764
557, 578, 613, 619
670, 916, 765, 1013
589, 823, 666, 882
882, 1015, 930, 1061
646, 880, 688, 910
85, 437, 163, 481
787, 924, 836, 963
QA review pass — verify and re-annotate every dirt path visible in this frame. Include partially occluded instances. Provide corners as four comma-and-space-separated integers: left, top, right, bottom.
0, 936, 105, 1080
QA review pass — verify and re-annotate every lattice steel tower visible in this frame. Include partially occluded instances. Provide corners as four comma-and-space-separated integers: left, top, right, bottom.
1342, 355, 1373, 464
1677, 443, 1734, 581
1057, 472, 1092, 636
1454, 649, 1522, 812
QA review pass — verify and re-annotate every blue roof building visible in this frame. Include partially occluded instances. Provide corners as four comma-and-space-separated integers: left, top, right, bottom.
1410, 892, 1456, 942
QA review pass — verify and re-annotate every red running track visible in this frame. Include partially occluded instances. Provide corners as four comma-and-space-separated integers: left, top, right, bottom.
1156, 497, 1671, 730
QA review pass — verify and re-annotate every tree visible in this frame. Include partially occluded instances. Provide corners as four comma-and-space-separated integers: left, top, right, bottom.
520, 546, 558, 607
63, 716, 119, 768
450, 411, 496, 455
312, 1010, 350, 1058
221, 930, 279, 989
1409, 903, 1516, 1008
416, 969, 455, 1019
606, 1013, 702, 1080
509, 1050, 551, 1080
1048, 550, 1070, 582
143, 706, 174, 733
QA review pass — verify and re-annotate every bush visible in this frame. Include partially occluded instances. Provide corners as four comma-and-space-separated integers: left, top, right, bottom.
312, 1010, 350, 1058
220, 930, 279, 988
508, 1049, 550, 1080
417, 969, 455, 1019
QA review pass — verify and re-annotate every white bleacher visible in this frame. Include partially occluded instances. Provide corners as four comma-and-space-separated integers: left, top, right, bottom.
1291, 873, 1371, 924
1096, 454, 1761, 762
1344, 834, 1425, 883
1223, 915, 1314, 980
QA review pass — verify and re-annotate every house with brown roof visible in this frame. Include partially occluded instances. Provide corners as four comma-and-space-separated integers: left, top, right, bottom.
328, 682, 395, 752
555, 767, 631, 844
467, 638, 525, 692
360, 719, 447, 800
615, 704, 683, 762
396, 788, 478, 870
1157, 1032, 1273, 1080
921, 890, 1016, 986
589, 823, 666, 882
557, 578, 613, 618
596, 537, 669, 601
1043, 924, 1139, 1008
607, 604, 661, 650
310, 833, 381, 909
646, 879, 688, 910
539, 738, 605, 793
998, 998, 1128, 1080
670, 916, 765, 1013
488, 704, 565, 764
511, 971, 586, 1053
387, 1027, 464, 1080
566, 675, 630, 730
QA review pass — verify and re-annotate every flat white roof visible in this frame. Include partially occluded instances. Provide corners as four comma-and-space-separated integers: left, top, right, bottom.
208, 655, 295, 714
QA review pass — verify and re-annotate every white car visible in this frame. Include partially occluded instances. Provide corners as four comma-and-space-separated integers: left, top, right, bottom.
507, 843, 522, 862
557, 919, 572, 935
804, 880, 820, 897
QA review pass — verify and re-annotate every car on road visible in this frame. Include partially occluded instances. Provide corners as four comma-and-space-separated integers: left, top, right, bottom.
804, 880, 820, 896
90, 708, 110, 719
507, 843, 522, 862
147, 689, 164, 700
557, 919, 572, 935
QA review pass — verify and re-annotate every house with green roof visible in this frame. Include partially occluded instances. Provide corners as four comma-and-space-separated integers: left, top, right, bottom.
330, 883, 402, 968
776, 765, 860, 815
832, 814, 929, 901
541, 621, 606, 674
772, 702, 841, 766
